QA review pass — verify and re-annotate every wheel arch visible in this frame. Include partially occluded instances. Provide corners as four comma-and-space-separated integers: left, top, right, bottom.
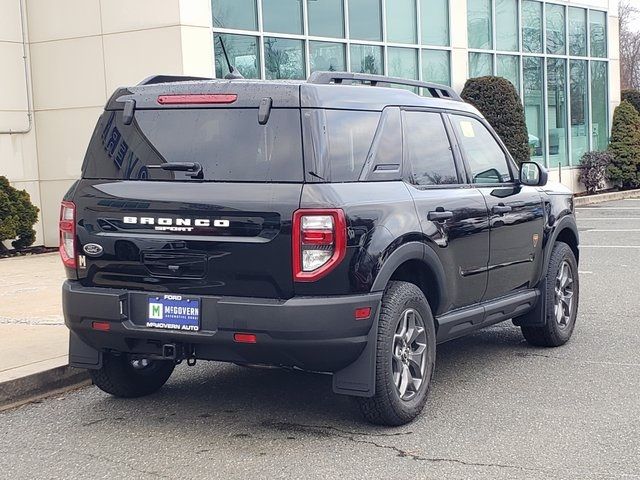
371, 242, 448, 316
545, 216, 580, 277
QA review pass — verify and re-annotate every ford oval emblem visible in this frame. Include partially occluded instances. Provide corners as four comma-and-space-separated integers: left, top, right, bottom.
83, 243, 104, 257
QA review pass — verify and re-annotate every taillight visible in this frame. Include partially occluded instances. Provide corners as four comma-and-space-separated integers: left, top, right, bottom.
292, 209, 346, 282
59, 201, 76, 268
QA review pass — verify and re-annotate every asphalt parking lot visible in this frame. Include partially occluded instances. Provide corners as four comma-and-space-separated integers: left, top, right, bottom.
1, 198, 639, 480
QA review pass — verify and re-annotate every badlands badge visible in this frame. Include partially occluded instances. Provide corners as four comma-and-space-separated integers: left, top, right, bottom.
532, 234, 540, 248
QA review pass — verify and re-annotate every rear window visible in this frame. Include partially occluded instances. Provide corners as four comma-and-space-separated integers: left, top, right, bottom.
82, 108, 304, 182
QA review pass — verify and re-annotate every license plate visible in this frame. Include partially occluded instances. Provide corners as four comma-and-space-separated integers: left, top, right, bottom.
146, 295, 200, 332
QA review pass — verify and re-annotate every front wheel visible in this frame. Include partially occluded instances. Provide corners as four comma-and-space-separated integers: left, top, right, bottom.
357, 281, 436, 426
90, 353, 175, 398
521, 241, 579, 347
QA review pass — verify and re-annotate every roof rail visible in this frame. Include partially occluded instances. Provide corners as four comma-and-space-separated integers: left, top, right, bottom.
307, 71, 462, 101
138, 74, 213, 86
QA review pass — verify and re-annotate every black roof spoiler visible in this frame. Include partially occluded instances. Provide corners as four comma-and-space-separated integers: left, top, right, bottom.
138, 74, 213, 86
307, 71, 462, 101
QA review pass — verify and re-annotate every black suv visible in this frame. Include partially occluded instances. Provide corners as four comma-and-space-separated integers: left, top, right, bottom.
61, 72, 580, 426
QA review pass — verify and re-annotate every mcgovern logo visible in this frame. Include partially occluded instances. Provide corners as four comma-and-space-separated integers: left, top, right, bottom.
123, 216, 230, 232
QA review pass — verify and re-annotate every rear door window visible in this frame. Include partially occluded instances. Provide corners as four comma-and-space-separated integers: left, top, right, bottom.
402, 111, 460, 186
82, 108, 304, 182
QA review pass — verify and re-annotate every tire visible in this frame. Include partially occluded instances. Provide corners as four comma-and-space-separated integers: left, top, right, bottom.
521, 241, 579, 347
357, 281, 436, 426
90, 353, 175, 398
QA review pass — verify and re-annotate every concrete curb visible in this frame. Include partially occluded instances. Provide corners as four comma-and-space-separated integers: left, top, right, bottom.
0, 365, 90, 412
574, 189, 640, 206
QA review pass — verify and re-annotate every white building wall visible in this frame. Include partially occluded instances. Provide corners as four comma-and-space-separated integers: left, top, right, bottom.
0, 0, 213, 247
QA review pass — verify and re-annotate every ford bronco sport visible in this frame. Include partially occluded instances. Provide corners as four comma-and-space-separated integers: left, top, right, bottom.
61, 72, 580, 426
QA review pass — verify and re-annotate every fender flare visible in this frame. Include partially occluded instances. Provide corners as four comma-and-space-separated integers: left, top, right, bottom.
543, 215, 579, 277
371, 241, 448, 313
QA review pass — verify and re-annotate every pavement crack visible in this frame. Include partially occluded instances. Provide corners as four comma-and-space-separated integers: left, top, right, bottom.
263, 421, 561, 474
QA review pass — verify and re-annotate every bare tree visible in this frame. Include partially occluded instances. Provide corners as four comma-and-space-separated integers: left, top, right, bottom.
620, 0, 640, 90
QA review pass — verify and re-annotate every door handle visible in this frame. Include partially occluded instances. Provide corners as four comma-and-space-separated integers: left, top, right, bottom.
428, 210, 454, 221
492, 204, 512, 214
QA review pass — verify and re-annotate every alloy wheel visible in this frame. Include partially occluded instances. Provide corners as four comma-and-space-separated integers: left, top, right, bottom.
392, 308, 428, 401
554, 260, 574, 329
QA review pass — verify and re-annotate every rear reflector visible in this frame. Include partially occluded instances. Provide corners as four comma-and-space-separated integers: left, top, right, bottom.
354, 307, 372, 320
234, 333, 257, 344
92, 321, 111, 332
157, 94, 237, 105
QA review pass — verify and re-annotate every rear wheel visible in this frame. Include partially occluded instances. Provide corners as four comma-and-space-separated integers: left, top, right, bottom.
90, 353, 175, 398
521, 241, 579, 347
357, 281, 436, 426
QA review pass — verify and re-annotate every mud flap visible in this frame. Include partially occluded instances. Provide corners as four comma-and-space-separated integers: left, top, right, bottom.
332, 313, 379, 397
69, 331, 103, 369
512, 288, 546, 327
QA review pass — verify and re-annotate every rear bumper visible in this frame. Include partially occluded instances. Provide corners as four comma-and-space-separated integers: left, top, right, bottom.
63, 281, 381, 374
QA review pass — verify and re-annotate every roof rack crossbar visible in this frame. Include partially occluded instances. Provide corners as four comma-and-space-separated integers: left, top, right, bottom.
138, 75, 213, 86
306, 71, 462, 101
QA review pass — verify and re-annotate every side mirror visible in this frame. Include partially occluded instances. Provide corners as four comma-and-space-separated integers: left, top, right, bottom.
519, 161, 547, 187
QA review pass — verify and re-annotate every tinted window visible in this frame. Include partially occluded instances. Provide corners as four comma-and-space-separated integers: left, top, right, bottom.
83, 108, 304, 182
450, 115, 512, 184
403, 111, 458, 186
304, 109, 381, 181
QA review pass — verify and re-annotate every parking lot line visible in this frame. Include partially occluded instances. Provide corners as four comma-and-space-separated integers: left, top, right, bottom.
576, 217, 640, 220
581, 229, 640, 232
576, 207, 640, 210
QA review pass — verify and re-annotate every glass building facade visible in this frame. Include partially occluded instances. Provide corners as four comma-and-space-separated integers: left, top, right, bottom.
468, 0, 609, 169
211, 0, 611, 172
212, 0, 451, 85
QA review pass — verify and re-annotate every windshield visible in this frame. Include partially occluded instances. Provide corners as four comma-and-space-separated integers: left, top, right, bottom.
82, 108, 304, 182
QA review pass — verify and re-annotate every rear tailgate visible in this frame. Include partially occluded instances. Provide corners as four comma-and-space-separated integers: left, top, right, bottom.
74, 81, 303, 299
74, 180, 301, 298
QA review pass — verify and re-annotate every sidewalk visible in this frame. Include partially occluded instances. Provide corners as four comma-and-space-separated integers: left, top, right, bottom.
0, 253, 87, 408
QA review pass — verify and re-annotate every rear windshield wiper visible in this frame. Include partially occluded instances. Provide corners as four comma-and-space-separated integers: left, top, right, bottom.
148, 162, 203, 179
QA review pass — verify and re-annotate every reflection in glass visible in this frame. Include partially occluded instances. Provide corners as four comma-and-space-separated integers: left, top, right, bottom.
590, 10, 607, 58
404, 111, 459, 185
468, 0, 492, 49
569, 7, 587, 56
386, 0, 417, 44
264, 37, 305, 79
388, 47, 418, 91
348, 0, 382, 41
215, 34, 261, 79
310, 41, 346, 73
546, 4, 566, 54
469, 52, 493, 78
421, 0, 449, 46
497, 55, 520, 93
422, 50, 450, 86
496, 0, 518, 51
212, 0, 258, 30
522, 0, 543, 53
350, 44, 383, 74
523, 57, 545, 165
591, 61, 609, 151
570, 60, 589, 165
308, 0, 344, 38
547, 58, 568, 167
262, 0, 303, 34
